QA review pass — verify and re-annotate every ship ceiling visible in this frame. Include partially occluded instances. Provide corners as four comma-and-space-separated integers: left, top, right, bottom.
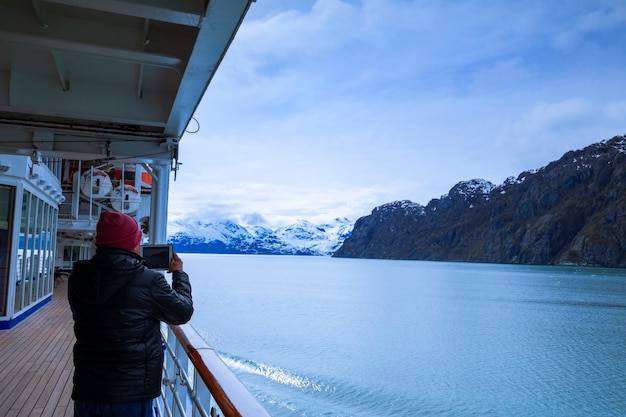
0, 0, 252, 163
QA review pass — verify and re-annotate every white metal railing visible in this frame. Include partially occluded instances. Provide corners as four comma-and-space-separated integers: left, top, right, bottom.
158, 323, 272, 417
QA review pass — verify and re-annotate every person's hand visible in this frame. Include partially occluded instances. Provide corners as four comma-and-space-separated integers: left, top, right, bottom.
168, 251, 183, 272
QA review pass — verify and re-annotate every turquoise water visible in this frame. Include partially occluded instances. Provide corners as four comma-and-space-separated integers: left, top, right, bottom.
182, 254, 626, 416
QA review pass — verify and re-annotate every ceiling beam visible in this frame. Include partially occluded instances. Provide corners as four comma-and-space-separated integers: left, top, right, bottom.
0, 123, 175, 162
0, 29, 185, 72
42, 0, 206, 27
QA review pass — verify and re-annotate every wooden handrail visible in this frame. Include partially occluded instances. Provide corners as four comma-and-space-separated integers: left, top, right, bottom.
170, 323, 272, 417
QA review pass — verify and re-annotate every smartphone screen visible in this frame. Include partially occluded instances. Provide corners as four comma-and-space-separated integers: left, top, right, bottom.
141, 244, 172, 270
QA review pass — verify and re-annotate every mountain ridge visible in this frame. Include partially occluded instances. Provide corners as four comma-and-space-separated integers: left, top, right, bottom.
334, 135, 626, 267
167, 218, 353, 256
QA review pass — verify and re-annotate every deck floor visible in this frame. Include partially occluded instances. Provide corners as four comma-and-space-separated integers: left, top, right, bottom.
0, 279, 74, 417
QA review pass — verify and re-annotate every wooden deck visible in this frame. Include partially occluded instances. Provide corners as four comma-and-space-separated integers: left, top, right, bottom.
0, 279, 74, 417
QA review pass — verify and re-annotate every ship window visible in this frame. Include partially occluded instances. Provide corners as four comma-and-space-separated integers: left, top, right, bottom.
14, 191, 57, 314
16, 191, 32, 311
45, 206, 58, 296
30, 197, 42, 303
0, 185, 15, 316
63, 246, 82, 268
38, 204, 49, 299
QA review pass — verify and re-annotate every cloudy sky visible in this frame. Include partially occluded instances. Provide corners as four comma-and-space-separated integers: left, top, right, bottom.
168, 0, 626, 228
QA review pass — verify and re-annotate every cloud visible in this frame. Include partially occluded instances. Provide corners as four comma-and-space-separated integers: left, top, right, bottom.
518, 99, 597, 133
168, 0, 626, 229
494, 98, 626, 174
241, 212, 270, 227
553, 1, 626, 49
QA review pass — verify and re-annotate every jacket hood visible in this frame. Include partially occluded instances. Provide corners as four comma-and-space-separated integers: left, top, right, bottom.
70, 247, 145, 304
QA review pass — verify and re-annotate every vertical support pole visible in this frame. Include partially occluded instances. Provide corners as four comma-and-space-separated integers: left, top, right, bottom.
71, 161, 81, 219
120, 163, 126, 214
149, 162, 170, 244
88, 166, 94, 220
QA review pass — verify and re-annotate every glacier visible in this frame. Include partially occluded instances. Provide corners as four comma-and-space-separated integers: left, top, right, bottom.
167, 218, 354, 256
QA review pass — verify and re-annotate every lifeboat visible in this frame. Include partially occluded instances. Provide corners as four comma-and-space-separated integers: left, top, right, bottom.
80, 169, 112, 199
140, 170, 152, 191
109, 165, 152, 191
110, 184, 141, 214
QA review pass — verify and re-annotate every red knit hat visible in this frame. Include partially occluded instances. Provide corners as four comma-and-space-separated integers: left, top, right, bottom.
95, 211, 142, 251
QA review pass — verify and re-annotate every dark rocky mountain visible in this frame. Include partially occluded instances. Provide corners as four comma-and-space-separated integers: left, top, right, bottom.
334, 135, 626, 267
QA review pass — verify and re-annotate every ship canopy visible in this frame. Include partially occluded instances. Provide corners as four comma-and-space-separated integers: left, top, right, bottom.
0, 0, 253, 164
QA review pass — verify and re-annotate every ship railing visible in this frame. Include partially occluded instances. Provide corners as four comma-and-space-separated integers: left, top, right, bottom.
158, 323, 271, 417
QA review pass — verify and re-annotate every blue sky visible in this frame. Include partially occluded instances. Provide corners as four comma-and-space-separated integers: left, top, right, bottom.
168, 0, 626, 228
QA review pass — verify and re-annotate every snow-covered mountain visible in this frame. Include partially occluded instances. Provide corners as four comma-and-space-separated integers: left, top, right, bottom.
167, 218, 354, 256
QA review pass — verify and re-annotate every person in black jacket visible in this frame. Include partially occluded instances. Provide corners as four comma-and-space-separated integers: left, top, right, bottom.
68, 210, 193, 417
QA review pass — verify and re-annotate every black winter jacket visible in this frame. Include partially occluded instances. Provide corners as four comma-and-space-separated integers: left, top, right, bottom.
68, 247, 193, 402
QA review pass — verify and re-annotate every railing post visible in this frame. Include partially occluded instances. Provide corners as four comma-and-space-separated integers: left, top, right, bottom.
193, 370, 218, 417
162, 325, 181, 417
176, 333, 191, 417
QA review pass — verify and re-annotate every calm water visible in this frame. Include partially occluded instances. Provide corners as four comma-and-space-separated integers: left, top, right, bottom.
181, 254, 626, 417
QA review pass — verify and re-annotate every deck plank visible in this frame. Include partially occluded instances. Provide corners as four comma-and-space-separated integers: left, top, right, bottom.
0, 281, 75, 417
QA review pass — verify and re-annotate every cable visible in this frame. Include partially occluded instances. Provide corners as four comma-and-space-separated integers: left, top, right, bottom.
185, 117, 200, 134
